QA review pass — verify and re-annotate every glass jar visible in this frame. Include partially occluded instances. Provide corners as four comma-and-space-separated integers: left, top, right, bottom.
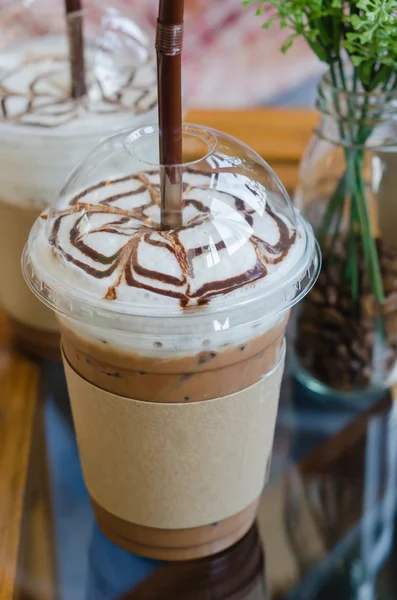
291, 72, 397, 399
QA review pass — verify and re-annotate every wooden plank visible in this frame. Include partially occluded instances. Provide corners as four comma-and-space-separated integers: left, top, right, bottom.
185, 109, 311, 192
0, 312, 10, 347
14, 402, 57, 600
0, 354, 40, 600
266, 162, 301, 193
186, 108, 317, 162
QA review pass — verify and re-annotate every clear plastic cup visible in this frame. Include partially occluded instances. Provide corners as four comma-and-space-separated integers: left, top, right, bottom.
23, 124, 320, 558
0, 0, 157, 359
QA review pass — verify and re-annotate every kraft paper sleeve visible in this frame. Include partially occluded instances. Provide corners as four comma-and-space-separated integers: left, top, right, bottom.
0, 201, 58, 332
63, 343, 285, 530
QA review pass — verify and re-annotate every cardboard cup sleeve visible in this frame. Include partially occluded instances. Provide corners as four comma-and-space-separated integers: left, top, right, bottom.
63, 342, 285, 530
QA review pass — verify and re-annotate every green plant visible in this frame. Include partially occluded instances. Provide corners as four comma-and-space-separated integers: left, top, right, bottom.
244, 0, 397, 304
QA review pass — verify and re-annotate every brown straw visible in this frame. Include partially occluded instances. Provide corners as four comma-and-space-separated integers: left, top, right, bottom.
156, 0, 184, 230
65, 0, 86, 99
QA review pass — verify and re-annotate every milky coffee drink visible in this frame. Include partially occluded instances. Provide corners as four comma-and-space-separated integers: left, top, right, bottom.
0, 32, 157, 358
24, 125, 320, 558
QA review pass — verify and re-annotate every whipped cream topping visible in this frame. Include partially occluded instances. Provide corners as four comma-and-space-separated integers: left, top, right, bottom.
0, 36, 157, 132
0, 36, 158, 208
31, 169, 304, 310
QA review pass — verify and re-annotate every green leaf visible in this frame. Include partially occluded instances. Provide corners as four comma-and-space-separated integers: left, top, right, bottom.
350, 14, 364, 30
281, 34, 296, 52
244, 0, 397, 89
351, 55, 366, 66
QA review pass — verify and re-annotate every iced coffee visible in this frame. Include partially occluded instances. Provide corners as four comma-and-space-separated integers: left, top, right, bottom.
24, 124, 320, 558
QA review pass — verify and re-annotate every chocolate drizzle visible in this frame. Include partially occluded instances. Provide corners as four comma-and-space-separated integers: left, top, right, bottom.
0, 46, 157, 128
48, 170, 296, 307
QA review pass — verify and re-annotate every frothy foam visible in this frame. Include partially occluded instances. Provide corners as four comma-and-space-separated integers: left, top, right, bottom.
0, 36, 157, 131
27, 168, 311, 354
0, 36, 157, 208
34, 169, 302, 306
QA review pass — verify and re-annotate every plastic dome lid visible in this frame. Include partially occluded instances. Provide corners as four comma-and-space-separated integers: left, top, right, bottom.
24, 124, 320, 326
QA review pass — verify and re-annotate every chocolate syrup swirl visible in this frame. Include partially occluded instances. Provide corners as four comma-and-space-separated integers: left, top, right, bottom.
0, 47, 157, 128
49, 170, 296, 307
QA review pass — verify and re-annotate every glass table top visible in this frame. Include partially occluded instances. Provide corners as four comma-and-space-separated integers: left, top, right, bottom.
9, 357, 397, 600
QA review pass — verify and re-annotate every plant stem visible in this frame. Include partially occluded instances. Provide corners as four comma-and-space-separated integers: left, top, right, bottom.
318, 172, 347, 249
324, 63, 385, 305
353, 70, 358, 94
355, 151, 385, 302
355, 96, 385, 303
345, 195, 359, 303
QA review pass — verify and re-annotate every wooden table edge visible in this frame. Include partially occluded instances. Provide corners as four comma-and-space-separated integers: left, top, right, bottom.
0, 352, 41, 600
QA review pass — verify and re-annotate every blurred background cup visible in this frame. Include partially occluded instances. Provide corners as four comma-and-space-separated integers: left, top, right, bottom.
0, 0, 157, 359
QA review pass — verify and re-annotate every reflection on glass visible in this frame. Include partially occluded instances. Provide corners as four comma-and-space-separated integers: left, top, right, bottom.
86, 526, 159, 600
284, 468, 327, 575
115, 525, 266, 600
354, 407, 397, 600
282, 405, 397, 600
